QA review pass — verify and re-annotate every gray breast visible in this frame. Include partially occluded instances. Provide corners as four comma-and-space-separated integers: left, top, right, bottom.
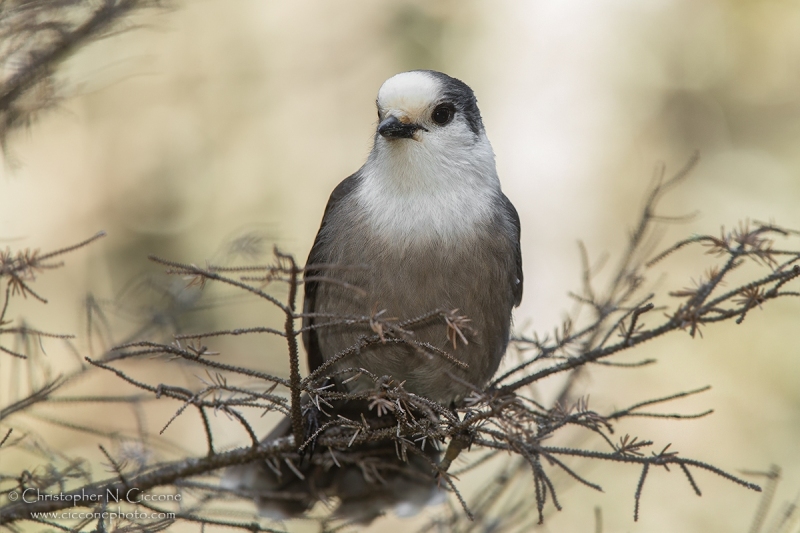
309, 192, 518, 404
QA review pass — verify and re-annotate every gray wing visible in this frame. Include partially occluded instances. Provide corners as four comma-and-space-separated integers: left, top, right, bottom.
501, 193, 523, 307
303, 172, 362, 372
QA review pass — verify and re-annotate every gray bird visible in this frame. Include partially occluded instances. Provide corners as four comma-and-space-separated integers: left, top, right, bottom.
224, 70, 522, 521
304, 69, 522, 404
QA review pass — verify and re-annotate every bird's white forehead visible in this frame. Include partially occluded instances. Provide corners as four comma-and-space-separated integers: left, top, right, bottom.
377, 71, 440, 114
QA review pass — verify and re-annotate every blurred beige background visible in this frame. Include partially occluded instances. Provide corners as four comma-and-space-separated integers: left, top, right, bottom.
1, 1, 799, 531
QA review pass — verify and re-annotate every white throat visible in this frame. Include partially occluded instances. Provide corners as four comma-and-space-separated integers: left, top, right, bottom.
356, 134, 500, 247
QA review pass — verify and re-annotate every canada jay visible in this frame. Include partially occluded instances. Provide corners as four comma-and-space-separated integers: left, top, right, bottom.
305, 69, 522, 403
225, 70, 522, 520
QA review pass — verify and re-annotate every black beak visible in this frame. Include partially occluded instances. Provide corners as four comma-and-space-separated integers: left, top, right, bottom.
378, 116, 423, 139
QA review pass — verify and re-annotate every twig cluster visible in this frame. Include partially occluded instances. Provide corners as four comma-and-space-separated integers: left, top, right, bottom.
0, 0, 168, 150
1, 158, 799, 531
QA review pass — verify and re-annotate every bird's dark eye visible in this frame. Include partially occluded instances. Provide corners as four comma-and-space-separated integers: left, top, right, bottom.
431, 104, 455, 126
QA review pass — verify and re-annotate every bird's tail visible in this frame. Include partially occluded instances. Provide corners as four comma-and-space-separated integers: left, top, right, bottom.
221, 401, 444, 524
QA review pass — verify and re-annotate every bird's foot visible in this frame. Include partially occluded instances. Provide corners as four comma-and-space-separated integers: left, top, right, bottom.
438, 412, 476, 474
